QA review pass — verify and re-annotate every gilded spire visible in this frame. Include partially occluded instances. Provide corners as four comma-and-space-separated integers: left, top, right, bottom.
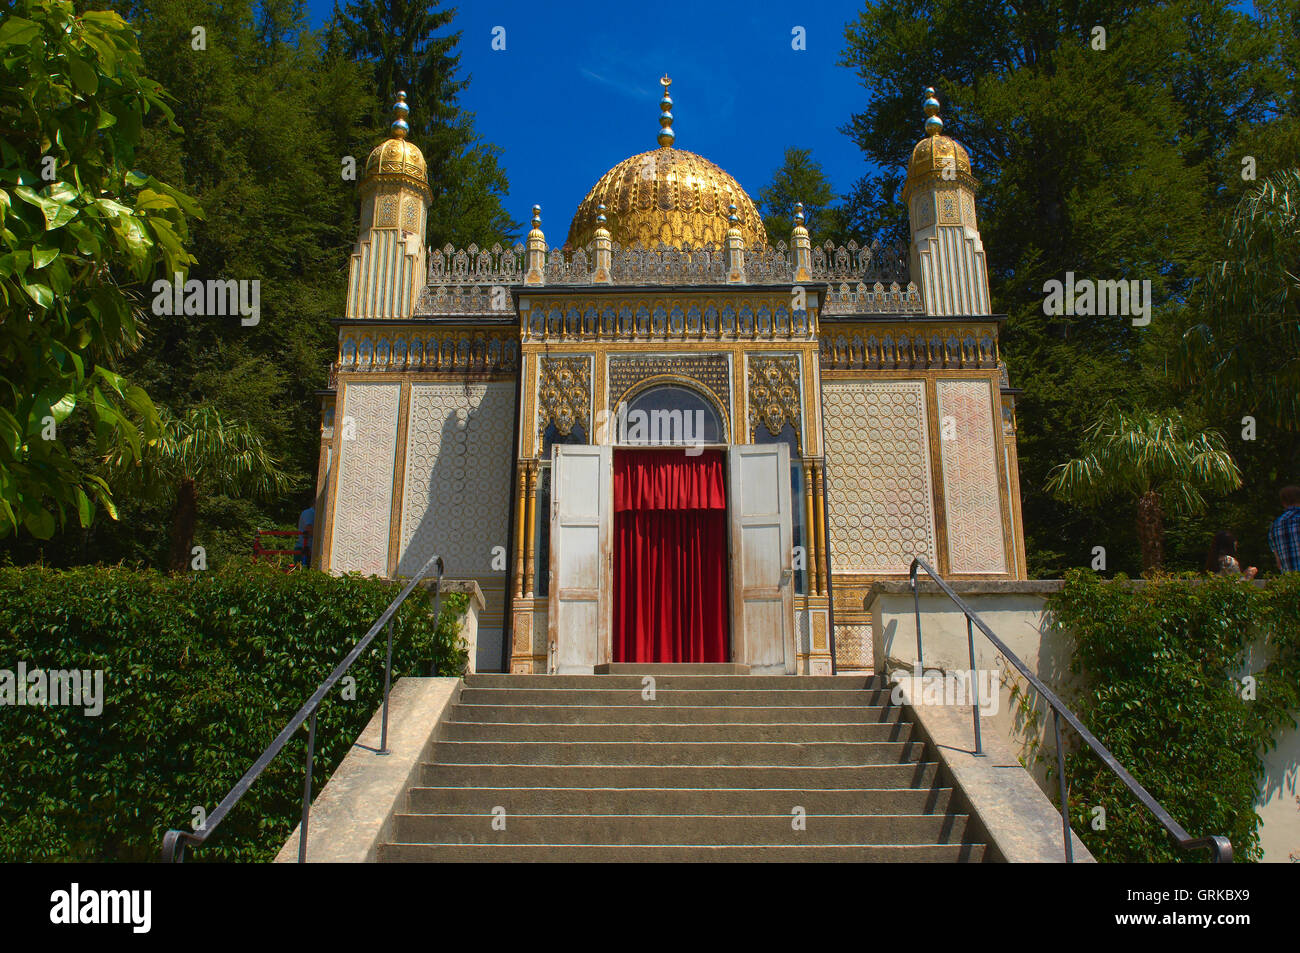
923, 86, 943, 137
391, 90, 411, 140
657, 74, 675, 148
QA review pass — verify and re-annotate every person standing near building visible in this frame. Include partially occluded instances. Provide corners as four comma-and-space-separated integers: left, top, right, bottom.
1268, 485, 1300, 573
298, 501, 316, 568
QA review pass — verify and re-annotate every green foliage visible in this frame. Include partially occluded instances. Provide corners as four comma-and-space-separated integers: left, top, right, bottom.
758, 148, 838, 245
837, 0, 1300, 577
1048, 570, 1300, 862
1047, 405, 1241, 513
0, 559, 468, 861
1178, 170, 1300, 432
0, 0, 517, 571
0, 0, 199, 540
113, 405, 293, 505
329, 0, 517, 247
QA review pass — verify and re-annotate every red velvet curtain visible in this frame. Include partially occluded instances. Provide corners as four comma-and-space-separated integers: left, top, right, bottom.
613, 449, 729, 663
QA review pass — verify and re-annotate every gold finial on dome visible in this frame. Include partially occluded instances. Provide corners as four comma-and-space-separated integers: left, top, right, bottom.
901, 83, 973, 203
791, 200, 809, 241
361, 90, 430, 199
566, 75, 766, 248
391, 90, 411, 140
923, 87, 943, 137
657, 74, 675, 148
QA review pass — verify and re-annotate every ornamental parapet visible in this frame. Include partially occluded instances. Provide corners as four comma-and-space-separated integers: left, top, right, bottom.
819, 322, 999, 370
517, 293, 818, 343
415, 239, 914, 316
336, 325, 520, 374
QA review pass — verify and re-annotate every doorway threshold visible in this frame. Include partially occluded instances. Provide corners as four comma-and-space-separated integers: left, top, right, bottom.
593, 663, 752, 675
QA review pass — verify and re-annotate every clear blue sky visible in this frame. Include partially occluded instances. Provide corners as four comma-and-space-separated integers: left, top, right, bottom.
305, 0, 887, 240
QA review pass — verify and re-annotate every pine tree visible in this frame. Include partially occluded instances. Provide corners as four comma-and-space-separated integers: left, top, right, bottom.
758, 148, 837, 245
329, 0, 517, 247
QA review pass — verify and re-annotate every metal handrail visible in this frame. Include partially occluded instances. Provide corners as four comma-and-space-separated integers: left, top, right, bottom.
907, 557, 1232, 863
160, 551, 445, 862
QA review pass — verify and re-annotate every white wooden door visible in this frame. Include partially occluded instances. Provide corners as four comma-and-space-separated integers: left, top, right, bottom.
729, 443, 795, 674
548, 444, 613, 673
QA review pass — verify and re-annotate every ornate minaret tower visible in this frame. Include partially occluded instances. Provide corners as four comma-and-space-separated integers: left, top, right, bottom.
346, 92, 432, 319
901, 87, 992, 316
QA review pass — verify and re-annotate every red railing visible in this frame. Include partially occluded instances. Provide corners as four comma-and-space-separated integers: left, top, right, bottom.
253, 529, 308, 565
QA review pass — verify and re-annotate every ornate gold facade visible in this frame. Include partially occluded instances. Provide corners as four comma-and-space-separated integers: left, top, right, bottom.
318, 82, 1026, 677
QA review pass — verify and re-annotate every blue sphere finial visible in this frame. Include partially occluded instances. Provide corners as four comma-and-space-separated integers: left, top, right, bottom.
922, 86, 943, 136
391, 91, 411, 139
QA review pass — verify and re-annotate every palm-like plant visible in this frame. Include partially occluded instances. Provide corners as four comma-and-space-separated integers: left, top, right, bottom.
1178, 169, 1300, 430
1046, 405, 1242, 573
113, 407, 293, 572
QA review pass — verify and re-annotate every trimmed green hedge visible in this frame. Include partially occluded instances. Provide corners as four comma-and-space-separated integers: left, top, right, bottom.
1048, 570, 1300, 862
0, 559, 467, 862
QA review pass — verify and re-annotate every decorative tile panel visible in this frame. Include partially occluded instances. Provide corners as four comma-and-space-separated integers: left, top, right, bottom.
822, 380, 936, 573
330, 382, 401, 576
607, 354, 730, 422
399, 383, 515, 661
834, 623, 873, 671
537, 356, 591, 441
937, 380, 1007, 573
747, 355, 801, 442
399, 382, 514, 577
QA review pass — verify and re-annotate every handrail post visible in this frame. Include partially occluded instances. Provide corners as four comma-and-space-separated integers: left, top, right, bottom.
298, 707, 318, 864
910, 561, 923, 670
1053, 709, 1073, 863
378, 618, 394, 755
966, 614, 982, 755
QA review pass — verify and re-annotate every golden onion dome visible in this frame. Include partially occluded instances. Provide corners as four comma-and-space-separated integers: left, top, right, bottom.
901, 87, 975, 203
361, 92, 431, 199
566, 76, 766, 249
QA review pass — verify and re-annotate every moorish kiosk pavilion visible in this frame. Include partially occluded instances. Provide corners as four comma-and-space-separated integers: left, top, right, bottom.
313, 80, 1027, 675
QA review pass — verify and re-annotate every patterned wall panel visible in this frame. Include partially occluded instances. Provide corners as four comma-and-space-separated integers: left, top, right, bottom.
937, 380, 1007, 573
607, 353, 730, 419
822, 380, 936, 572
747, 355, 801, 443
330, 382, 401, 576
537, 356, 591, 442
399, 382, 515, 668
834, 622, 873, 672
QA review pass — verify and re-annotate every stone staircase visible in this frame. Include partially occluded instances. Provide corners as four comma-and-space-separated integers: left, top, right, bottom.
376, 673, 992, 862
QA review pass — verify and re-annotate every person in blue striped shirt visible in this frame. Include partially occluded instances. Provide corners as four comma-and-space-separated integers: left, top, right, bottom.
1268, 486, 1300, 573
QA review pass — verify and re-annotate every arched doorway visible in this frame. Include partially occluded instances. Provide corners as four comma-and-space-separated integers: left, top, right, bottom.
611, 383, 729, 663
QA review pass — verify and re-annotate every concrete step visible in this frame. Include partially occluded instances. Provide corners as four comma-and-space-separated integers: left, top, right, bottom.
465, 674, 882, 691
417, 761, 944, 789
437, 720, 918, 743
456, 687, 894, 707
428, 739, 927, 767
405, 785, 955, 816
593, 663, 751, 675
389, 811, 977, 846
449, 703, 905, 725
377, 842, 990, 862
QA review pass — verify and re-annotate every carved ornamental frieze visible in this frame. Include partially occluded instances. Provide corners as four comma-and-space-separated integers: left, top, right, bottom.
607, 354, 730, 420
747, 356, 801, 441
537, 356, 592, 441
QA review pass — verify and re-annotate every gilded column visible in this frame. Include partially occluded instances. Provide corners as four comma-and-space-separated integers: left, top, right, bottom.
512, 463, 528, 597
523, 462, 538, 598
802, 460, 818, 594
812, 461, 829, 596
